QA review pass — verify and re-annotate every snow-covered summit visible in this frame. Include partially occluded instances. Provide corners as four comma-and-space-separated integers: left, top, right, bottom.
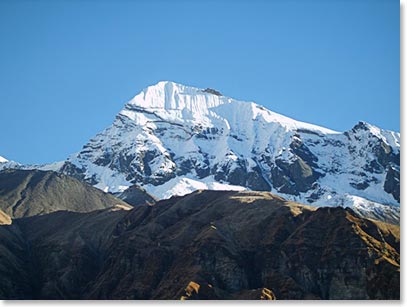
0, 156, 21, 171
127, 81, 229, 111
121, 81, 337, 135
59, 81, 399, 223
0, 156, 8, 163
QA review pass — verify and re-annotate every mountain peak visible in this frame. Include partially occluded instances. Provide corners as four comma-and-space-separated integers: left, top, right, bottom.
350, 120, 398, 138
0, 156, 8, 163
126, 81, 230, 112
351, 121, 374, 131
60, 81, 399, 224
120, 81, 338, 136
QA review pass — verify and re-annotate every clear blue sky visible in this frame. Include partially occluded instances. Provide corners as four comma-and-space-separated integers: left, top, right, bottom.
0, 0, 399, 164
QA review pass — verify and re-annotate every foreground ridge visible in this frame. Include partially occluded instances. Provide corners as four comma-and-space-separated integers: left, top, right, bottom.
0, 190, 399, 299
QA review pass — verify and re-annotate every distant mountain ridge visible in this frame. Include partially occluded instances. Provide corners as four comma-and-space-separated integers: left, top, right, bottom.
1, 81, 400, 222
0, 169, 133, 219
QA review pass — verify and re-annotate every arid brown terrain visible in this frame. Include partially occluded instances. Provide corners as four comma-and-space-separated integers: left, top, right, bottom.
0, 169, 132, 218
0, 184, 399, 300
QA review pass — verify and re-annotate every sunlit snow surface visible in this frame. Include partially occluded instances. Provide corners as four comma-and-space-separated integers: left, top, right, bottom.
145, 176, 246, 199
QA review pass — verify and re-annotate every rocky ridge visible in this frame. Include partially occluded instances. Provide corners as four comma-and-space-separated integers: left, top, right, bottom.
0, 169, 133, 219
0, 190, 399, 299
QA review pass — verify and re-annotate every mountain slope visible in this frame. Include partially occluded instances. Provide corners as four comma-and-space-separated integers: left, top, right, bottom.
0, 190, 399, 299
0, 169, 133, 219
59, 81, 399, 222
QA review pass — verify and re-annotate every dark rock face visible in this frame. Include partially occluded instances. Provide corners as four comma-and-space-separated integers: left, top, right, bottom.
0, 169, 132, 218
0, 191, 399, 300
177, 157, 211, 178
246, 166, 271, 191
116, 185, 157, 206
140, 150, 176, 185
274, 157, 321, 193
384, 167, 400, 202
214, 159, 271, 191
290, 135, 319, 168
202, 88, 222, 96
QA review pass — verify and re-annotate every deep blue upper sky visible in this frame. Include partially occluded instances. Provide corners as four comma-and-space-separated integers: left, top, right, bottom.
0, 0, 399, 164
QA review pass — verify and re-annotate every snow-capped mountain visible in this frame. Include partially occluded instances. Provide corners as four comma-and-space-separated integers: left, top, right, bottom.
0, 156, 20, 171
57, 81, 400, 222
0, 156, 65, 173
